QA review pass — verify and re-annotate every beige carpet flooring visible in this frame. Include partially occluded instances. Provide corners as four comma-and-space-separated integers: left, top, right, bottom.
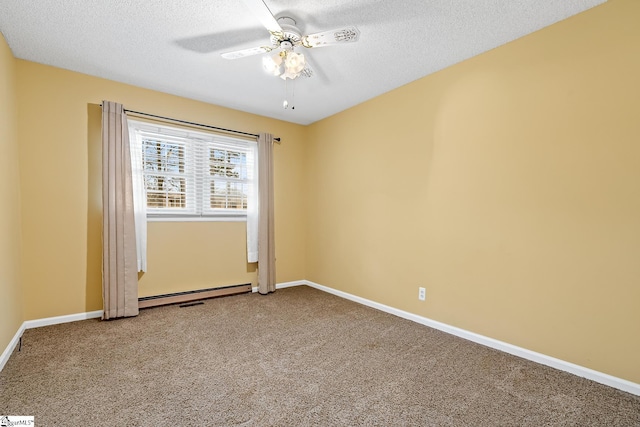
1, 285, 639, 426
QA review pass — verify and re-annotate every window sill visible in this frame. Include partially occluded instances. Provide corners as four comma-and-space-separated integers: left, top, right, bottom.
147, 215, 247, 223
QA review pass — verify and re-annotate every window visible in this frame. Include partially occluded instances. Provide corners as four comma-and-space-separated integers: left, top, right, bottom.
128, 120, 256, 220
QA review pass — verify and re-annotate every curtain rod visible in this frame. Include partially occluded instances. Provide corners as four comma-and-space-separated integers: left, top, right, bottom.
102, 105, 281, 142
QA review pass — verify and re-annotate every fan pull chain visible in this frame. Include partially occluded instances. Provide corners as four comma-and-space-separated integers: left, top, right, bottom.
291, 79, 296, 110
283, 78, 289, 109
283, 78, 296, 110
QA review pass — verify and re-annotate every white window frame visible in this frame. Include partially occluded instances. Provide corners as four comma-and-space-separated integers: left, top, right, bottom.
128, 120, 256, 222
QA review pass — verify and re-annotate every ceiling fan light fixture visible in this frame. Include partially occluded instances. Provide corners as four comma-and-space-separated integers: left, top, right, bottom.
280, 68, 299, 80
262, 53, 283, 76
263, 49, 306, 80
284, 51, 305, 74
222, 1, 360, 85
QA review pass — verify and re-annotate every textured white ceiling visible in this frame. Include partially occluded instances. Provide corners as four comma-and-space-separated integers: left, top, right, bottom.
0, 0, 606, 125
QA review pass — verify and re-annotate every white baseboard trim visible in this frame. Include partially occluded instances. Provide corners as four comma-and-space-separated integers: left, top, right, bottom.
0, 310, 103, 373
23, 310, 103, 330
252, 280, 306, 293
0, 322, 26, 372
276, 280, 307, 289
300, 280, 640, 396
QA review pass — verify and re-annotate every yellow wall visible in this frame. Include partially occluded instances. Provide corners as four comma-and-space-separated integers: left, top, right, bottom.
16, 61, 307, 319
140, 221, 255, 298
306, 0, 640, 383
0, 33, 23, 355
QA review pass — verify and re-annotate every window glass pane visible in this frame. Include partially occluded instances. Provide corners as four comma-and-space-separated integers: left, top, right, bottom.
147, 192, 166, 208
142, 139, 184, 174
146, 192, 187, 209
145, 176, 186, 208
209, 180, 248, 210
141, 138, 188, 211
209, 148, 245, 179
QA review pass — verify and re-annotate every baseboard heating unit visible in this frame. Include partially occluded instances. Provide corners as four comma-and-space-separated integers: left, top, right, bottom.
138, 283, 252, 309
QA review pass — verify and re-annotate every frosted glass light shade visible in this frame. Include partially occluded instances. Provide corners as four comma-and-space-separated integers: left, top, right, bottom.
284, 52, 305, 74
263, 50, 306, 80
262, 53, 284, 76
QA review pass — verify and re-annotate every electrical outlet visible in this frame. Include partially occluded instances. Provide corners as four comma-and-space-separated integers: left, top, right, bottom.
418, 287, 426, 301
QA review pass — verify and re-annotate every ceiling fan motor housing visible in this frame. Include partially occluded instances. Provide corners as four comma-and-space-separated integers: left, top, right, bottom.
270, 17, 303, 47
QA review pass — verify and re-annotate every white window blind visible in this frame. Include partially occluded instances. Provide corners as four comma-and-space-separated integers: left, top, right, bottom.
129, 120, 255, 219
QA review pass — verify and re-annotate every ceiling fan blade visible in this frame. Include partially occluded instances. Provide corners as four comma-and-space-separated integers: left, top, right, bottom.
175, 28, 268, 54
221, 46, 273, 60
240, 0, 283, 35
302, 27, 360, 48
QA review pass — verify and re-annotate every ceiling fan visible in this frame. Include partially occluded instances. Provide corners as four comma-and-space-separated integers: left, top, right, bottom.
222, 0, 361, 80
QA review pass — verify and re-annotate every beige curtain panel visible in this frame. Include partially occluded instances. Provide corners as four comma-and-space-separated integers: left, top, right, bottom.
102, 101, 139, 319
258, 133, 276, 294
